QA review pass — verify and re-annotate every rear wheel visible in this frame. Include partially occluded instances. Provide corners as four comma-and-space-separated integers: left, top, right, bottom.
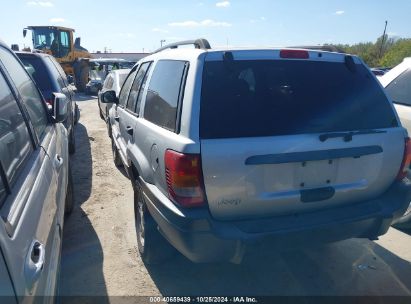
64, 164, 74, 215
107, 110, 112, 138
69, 127, 76, 154
111, 138, 122, 167
134, 179, 175, 264
74, 60, 89, 93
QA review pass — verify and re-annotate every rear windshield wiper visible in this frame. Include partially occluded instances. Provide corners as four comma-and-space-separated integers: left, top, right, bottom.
319, 130, 387, 142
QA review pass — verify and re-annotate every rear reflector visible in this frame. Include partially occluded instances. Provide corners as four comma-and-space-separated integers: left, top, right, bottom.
165, 150, 206, 208
280, 49, 309, 59
397, 138, 411, 180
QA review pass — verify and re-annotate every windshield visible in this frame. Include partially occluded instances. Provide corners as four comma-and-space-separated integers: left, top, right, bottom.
32, 28, 70, 58
32, 28, 57, 50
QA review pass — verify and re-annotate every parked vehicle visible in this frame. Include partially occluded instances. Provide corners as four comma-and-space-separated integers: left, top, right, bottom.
0, 40, 73, 299
103, 39, 411, 264
379, 57, 411, 229
371, 68, 386, 76
86, 58, 135, 95
22, 25, 91, 92
16, 51, 78, 154
98, 68, 130, 122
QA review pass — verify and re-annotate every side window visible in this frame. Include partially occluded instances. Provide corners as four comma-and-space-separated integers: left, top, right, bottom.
50, 57, 69, 86
59, 31, 70, 58
45, 58, 66, 90
127, 62, 152, 113
0, 71, 33, 198
144, 60, 188, 131
0, 47, 48, 139
135, 63, 153, 114
386, 69, 411, 106
118, 68, 138, 107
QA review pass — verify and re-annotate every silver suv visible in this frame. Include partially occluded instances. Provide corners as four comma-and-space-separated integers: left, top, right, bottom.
103, 39, 411, 264
0, 41, 72, 299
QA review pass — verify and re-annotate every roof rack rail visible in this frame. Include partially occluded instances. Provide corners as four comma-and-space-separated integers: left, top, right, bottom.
288, 45, 345, 53
153, 38, 211, 54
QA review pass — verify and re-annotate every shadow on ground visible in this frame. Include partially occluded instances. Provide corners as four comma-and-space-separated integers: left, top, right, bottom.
146, 239, 411, 296
60, 122, 108, 303
73, 93, 97, 102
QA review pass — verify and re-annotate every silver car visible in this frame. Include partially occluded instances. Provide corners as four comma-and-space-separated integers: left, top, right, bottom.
0, 40, 72, 301
98, 68, 130, 122
104, 39, 411, 264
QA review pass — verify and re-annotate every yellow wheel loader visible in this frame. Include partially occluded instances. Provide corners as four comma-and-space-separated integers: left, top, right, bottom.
23, 26, 91, 92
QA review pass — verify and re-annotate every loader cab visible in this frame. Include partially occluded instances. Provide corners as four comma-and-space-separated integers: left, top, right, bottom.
24, 26, 73, 59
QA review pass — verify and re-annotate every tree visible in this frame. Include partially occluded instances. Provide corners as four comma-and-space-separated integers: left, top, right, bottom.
379, 39, 411, 67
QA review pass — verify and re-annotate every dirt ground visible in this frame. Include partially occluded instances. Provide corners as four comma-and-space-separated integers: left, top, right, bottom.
60, 95, 411, 300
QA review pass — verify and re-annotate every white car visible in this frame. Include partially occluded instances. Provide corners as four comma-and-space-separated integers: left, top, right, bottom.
380, 57, 411, 228
97, 69, 130, 121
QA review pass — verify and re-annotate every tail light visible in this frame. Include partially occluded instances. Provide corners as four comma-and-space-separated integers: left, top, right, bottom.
46, 98, 53, 106
397, 138, 411, 180
165, 150, 207, 208
280, 49, 309, 59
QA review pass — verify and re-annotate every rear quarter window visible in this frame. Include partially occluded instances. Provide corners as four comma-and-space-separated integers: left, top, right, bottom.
200, 59, 397, 139
143, 60, 188, 132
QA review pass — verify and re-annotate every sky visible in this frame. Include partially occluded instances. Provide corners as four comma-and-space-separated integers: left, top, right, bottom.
1, 0, 411, 53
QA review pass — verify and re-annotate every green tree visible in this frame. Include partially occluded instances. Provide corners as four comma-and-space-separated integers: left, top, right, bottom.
379, 39, 411, 67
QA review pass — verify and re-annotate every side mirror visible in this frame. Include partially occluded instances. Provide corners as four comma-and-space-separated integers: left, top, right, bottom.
101, 90, 119, 104
74, 37, 81, 47
67, 75, 74, 84
23, 29, 27, 38
52, 93, 68, 123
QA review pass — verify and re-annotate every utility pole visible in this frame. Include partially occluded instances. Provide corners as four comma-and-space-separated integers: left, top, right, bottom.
378, 20, 388, 59
160, 39, 166, 47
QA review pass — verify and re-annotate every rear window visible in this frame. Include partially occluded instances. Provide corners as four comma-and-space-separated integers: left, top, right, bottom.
19, 56, 53, 92
200, 59, 397, 139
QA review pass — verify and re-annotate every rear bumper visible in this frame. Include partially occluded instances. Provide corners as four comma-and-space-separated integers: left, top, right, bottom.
141, 178, 411, 263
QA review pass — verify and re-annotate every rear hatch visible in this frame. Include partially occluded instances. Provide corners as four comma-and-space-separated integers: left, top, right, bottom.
200, 50, 405, 221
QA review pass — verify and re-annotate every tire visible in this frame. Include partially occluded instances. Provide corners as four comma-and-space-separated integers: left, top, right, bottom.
99, 108, 104, 120
74, 103, 80, 125
107, 113, 112, 139
134, 178, 175, 264
393, 203, 411, 229
74, 61, 89, 93
64, 164, 74, 215
111, 138, 122, 167
69, 127, 76, 154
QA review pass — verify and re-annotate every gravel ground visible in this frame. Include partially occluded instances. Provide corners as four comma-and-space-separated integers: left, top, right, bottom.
60, 95, 411, 300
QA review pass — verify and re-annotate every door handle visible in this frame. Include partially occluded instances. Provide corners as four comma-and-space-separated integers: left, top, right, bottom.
126, 126, 133, 136
54, 154, 64, 170
115, 116, 120, 122
25, 241, 45, 290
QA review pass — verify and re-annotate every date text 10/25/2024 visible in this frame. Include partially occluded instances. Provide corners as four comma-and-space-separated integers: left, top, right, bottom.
149, 297, 258, 303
